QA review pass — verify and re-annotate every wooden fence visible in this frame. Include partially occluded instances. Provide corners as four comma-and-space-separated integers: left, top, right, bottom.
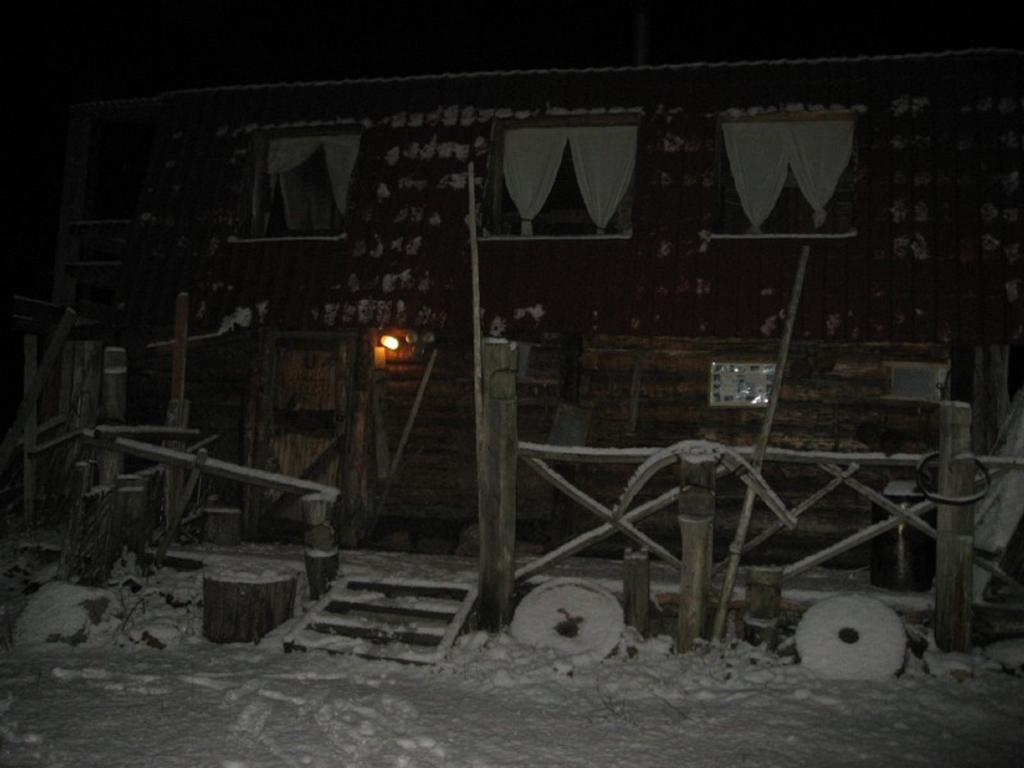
475, 345, 1024, 651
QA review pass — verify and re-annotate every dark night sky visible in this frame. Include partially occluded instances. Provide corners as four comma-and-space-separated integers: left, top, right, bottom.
2, 1, 1018, 417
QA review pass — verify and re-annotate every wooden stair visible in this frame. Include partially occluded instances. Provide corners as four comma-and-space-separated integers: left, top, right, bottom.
284, 577, 477, 664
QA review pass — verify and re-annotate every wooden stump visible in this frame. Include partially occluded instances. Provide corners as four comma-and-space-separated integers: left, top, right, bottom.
202, 566, 297, 643
204, 506, 242, 546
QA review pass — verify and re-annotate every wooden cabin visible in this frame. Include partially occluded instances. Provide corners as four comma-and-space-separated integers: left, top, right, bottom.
40, 49, 1023, 565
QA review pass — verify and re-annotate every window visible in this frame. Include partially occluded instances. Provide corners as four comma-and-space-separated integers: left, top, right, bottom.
488, 118, 637, 237
250, 132, 361, 237
885, 362, 948, 402
716, 113, 855, 236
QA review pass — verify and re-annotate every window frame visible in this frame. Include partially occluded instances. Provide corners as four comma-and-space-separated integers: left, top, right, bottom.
712, 110, 858, 240
485, 114, 640, 241
245, 126, 362, 241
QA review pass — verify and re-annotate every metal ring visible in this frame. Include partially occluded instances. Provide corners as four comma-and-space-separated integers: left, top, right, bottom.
914, 451, 992, 506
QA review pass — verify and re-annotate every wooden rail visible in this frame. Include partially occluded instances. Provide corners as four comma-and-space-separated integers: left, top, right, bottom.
517, 437, 1024, 596
82, 432, 339, 501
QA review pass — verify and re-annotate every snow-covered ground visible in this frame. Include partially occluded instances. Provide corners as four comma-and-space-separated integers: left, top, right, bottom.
2, 536, 1023, 768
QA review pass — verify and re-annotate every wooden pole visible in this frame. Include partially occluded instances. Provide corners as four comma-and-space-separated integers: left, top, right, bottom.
623, 547, 651, 638
303, 493, 338, 601
22, 335, 38, 525
170, 292, 189, 405
97, 347, 128, 487
935, 401, 975, 652
69, 340, 103, 430
677, 455, 716, 652
743, 567, 784, 649
115, 474, 147, 558
478, 339, 518, 632
0, 308, 77, 478
711, 245, 809, 641
467, 162, 485, 492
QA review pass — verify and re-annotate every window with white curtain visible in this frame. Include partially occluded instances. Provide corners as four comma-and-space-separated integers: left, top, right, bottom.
489, 119, 638, 237
250, 132, 361, 237
716, 113, 856, 236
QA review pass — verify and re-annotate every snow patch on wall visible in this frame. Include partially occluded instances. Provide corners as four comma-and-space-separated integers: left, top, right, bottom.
513, 305, 545, 322
323, 303, 340, 327
383, 270, 413, 294
256, 301, 269, 323
489, 316, 507, 336
219, 306, 253, 334
377, 183, 391, 200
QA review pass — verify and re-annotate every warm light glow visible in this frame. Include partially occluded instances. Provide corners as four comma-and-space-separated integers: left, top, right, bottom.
380, 335, 400, 350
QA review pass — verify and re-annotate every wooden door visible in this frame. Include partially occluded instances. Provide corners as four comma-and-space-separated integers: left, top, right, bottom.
253, 331, 356, 532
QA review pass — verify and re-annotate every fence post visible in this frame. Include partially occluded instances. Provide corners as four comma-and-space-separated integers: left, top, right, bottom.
303, 493, 338, 601
677, 456, 715, 653
744, 566, 784, 649
623, 547, 651, 637
478, 339, 518, 632
115, 473, 146, 559
97, 347, 128, 487
935, 401, 975, 652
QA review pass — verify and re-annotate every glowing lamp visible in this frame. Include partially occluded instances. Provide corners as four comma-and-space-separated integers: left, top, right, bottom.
380, 335, 400, 350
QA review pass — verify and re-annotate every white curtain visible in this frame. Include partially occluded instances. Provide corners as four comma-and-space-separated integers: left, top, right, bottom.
503, 128, 568, 235
722, 122, 791, 233
568, 125, 637, 232
722, 118, 855, 232
321, 135, 362, 215
786, 120, 854, 228
266, 135, 361, 230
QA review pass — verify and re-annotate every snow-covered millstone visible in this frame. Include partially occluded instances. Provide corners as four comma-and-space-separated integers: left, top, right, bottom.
509, 578, 624, 664
795, 594, 906, 680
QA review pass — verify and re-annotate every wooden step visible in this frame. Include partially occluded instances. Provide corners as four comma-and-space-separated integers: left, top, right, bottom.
284, 576, 477, 664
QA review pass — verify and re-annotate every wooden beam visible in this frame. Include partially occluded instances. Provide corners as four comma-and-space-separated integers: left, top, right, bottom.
82, 433, 340, 501
0, 309, 77, 478
935, 401, 975, 653
155, 450, 207, 563
477, 339, 518, 632
623, 548, 650, 638
170, 292, 189, 403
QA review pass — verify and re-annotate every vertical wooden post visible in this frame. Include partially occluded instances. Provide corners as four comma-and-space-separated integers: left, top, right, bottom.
744, 566, 784, 649
623, 547, 651, 638
115, 474, 146, 559
97, 347, 128, 487
58, 460, 96, 580
70, 340, 103, 430
478, 339, 518, 632
170, 292, 189, 405
677, 456, 716, 653
101, 346, 127, 423
23, 335, 38, 525
341, 330, 374, 547
935, 401, 975, 652
163, 398, 190, 527
303, 493, 338, 601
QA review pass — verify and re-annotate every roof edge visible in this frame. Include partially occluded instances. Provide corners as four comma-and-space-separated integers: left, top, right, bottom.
72, 48, 1023, 108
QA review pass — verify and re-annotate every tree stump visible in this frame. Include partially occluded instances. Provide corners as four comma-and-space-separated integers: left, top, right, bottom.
202, 565, 297, 643
204, 506, 242, 546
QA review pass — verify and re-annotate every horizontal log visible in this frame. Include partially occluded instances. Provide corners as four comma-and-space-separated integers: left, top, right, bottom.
82, 433, 339, 501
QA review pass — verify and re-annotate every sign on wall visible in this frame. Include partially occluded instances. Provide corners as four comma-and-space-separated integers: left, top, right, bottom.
709, 361, 775, 407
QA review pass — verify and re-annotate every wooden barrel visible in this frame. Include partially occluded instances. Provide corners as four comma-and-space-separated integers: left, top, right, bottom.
202, 565, 296, 643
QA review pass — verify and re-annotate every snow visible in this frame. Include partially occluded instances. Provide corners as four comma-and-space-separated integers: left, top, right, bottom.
3, 542, 1024, 767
